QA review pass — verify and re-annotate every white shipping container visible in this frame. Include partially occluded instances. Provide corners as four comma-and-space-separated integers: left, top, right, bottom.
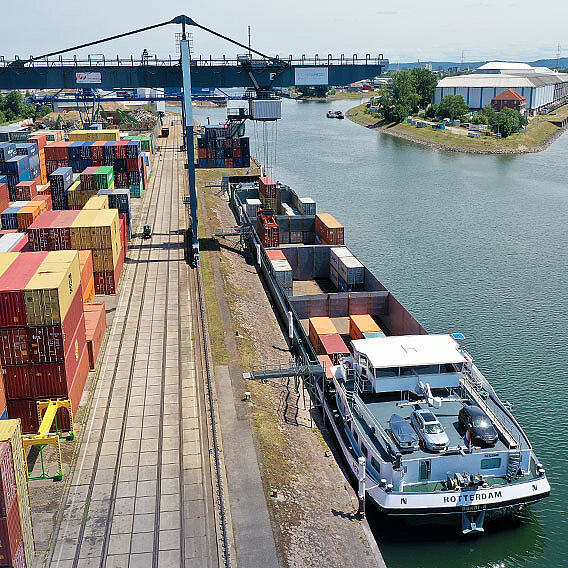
329, 264, 339, 288
338, 255, 365, 285
271, 259, 293, 285
249, 99, 282, 121
0, 233, 25, 252
246, 198, 262, 219
329, 246, 353, 273
297, 197, 316, 216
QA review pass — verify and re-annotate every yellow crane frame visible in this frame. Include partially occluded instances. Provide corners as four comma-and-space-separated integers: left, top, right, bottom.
22, 399, 75, 481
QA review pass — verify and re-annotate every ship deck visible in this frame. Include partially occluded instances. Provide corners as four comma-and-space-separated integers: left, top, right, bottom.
353, 397, 509, 462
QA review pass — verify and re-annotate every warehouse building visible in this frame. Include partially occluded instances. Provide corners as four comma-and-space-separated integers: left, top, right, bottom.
434, 62, 568, 113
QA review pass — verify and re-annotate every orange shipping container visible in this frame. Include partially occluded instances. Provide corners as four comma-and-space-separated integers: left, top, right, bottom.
349, 314, 382, 340
83, 303, 107, 370
16, 204, 42, 231
317, 355, 334, 379
315, 213, 344, 246
266, 249, 286, 261
78, 251, 94, 301
308, 317, 337, 350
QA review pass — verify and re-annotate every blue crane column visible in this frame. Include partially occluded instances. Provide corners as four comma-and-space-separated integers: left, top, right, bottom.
180, 38, 199, 266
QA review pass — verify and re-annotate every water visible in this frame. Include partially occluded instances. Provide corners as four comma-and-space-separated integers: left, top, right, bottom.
190, 99, 568, 567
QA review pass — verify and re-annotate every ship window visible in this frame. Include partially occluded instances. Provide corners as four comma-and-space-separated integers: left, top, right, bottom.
361, 445, 368, 457
371, 457, 381, 474
375, 367, 398, 379
415, 364, 440, 375
481, 457, 501, 470
419, 460, 431, 481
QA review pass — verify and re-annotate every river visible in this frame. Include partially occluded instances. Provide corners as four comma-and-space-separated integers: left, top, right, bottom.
190, 98, 567, 568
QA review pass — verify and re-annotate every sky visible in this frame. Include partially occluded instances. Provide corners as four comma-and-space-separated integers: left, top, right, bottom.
0, 0, 565, 64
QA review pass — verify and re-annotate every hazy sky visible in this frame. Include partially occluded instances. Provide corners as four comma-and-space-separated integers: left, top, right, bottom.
0, 1, 565, 64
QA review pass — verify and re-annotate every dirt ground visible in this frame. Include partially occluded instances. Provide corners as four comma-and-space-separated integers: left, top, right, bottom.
197, 167, 384, 568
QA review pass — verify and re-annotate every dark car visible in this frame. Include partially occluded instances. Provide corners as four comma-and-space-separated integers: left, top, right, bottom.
458, 405, 498, 447
389, 414, 419, 452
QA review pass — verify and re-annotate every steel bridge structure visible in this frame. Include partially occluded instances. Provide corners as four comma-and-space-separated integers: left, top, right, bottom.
0, 14, 388, 266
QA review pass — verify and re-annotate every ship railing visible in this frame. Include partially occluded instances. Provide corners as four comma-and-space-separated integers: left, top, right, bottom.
352, 391, 399, 457
460, 368, 526, 450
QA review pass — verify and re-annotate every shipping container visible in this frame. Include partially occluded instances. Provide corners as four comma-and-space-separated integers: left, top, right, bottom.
0, 494, 23, 567
329, 247, 353, 273
317, 354, 335, 379
0, 252, 49, 327
266, 249, 286, 261
83, 303, 106, 370
259, 176, 276, 198
338, 255, 365, 287
362, 331, 386, 339
0, 442, 17, 517
0, 328, 31, 365
0, 144, 16, 162
308, 317, 338, 349
315, 214, 344, 246
0, 421, 34, 566
349, 314, 383, 340
0, 234, 27, 254
245, 198, 262, 219
316, 333, 349, 365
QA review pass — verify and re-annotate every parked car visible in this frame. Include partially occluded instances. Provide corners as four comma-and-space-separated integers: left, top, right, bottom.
389, 414, 419, 452
410, 409, 450, 452
458, 405, 498, 447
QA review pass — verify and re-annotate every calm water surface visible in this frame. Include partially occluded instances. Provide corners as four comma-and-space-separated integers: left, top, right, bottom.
192, 99, 567, 568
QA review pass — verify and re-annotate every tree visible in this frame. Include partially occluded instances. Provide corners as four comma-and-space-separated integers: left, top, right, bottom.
481, 104, 496, 124
470, 114, 488, 125
410, 68, 438, 108
425, 103, 439, 118
490, 107, 527, 137
438, 95, 469, 120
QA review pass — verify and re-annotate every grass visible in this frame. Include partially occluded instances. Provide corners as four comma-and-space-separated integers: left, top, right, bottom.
326, 90, 381, 101
348, 102, 567, 152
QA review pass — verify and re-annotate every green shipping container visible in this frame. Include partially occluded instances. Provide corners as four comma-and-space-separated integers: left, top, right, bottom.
95, 166, 114, 189
124, 136, 152, 152
129, 182, 143, 198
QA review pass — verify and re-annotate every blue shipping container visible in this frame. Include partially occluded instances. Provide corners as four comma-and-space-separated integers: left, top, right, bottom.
126, 140, 141, 158
80, 142, 93, 159
50, 167, 73, 191
28, 154, 40, 170
198, 158, 208, 168
69, 160, 83, 173
233, 158, 242, 168
0, 143, 16, 161
52, 193, 69, 210
5, 155, 29, 174
15, 143, 38, 157
216, 158, 225, 168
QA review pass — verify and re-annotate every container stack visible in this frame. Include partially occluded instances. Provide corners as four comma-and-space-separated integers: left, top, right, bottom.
1, 199, 50, 232
291, 195, 316, 216
349, 314, 385, 340
0, 251, 89, 433
0, 420, 35, 567
0, 181, 10, 214
68, 129, 120, 142
78, 251, 95, 304
28, 133, 48, 183
329, 246, 364, 292
195, 126, 251, 169
308, 317, 349, 364
245, 198, 262, 219
0, 234, 28, 253
277, 216, 315, 245
266, 249, 293, 296
315, 213, 344, 246
97, 189, 131, 235
49, 167, 74, 210
0, 142, 34, 195
26, 209, 124, 295
256, 211, 279, 248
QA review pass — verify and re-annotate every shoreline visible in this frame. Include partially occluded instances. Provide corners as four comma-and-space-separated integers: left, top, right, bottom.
346, 104, 568, 155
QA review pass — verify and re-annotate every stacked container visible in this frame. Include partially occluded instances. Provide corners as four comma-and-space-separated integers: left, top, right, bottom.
329, 246, 365, 292
49, 167, 73, 211
0, 420, 35, 567
258, 176, 278, 212
349, 315, 385, 340
78, 251, 95, 304
266, 249, 292, 296
68, 129, 120, 142
0, 251, 89, 434
14, 144, 40, 184
195, 126, 251, 169
0, 183, 10, 215
315, 213, 344, 246
97, 189, 131, 234
307, 317, 349, 364
245, 198, 262, 219
28, 133, 48, 184
256, 211, 279, 248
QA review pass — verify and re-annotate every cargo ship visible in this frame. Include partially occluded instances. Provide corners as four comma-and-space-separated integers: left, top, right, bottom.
228, 174, 550, 534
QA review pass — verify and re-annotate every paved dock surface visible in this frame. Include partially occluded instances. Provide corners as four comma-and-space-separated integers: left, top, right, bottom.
48, 123, 219, 567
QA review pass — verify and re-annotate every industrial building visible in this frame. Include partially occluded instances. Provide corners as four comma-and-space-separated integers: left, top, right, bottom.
434, 62, 568, 113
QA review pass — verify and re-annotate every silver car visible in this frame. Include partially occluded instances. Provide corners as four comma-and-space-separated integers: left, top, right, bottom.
410, 409, 449, 452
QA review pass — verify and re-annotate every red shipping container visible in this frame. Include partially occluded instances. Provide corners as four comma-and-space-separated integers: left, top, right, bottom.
6, 343, 90, 433
29, 133, 47, 150
49, 211, 78, 250
84, 303, 107, 370
259, 176, 277, 198
196, 149, 207, 160
233, 147, 242, 158
119, 216, 128, 254
0, 378, 5, 421
0, 494, 23, 566
45, 160, 59, 176
315, 214, 344, 246
258, 223, 279, 248
266, 249, 286, 261
93, 241, 124, 295
115, 172, 128, 188
90, 142, 105, 161
0, 183, 9, 212
14, 178, 40, 201
0, 328, 31, 365
317, 355, 335, 378
224, 159, 233, 169
33, 193, 52, 211
0, 252, 49, 327
0, 442, 17, 518
11, 540, 26, 568
114, 141, 128, 159
127, 156, 142, 171
11, 234, 29, 253
316, 333, 350, 365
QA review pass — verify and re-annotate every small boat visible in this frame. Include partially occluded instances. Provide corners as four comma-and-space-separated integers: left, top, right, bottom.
327, 110, 344, 119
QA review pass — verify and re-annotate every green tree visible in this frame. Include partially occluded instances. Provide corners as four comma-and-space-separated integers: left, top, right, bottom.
38, 104, 52, 117
3, 91, 25, 117
481, 104, 496, 124
470, 114, 488, 125
490, 107, 527, 137
438, 95, 469, 120
425, 103, 439, 118
0, 110, 5, 124
410, 68, 438, 108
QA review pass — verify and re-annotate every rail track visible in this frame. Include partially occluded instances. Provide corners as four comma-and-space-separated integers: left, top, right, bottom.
48, 121, 227, 567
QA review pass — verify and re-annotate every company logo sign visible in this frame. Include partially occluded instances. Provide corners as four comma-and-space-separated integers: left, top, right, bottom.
76, 72, 102, 84
295, 67, 329, 86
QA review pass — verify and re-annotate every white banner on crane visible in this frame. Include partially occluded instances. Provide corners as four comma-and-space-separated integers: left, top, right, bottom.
76, 72, 102, 84
294, 67, 329, 86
